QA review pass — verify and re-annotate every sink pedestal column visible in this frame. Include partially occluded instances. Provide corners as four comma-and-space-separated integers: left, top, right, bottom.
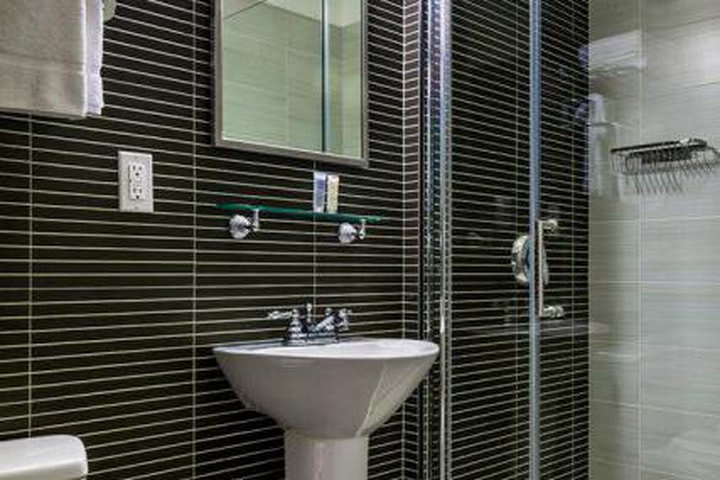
285, 431, 368, 480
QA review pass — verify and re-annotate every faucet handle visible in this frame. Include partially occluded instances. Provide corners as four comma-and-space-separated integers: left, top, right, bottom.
335, 308, 352, 332
267, 309, 295, 321
298, 302, 314, 328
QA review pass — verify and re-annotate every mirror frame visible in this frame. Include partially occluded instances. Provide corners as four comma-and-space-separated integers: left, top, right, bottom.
214, 0, 369, 168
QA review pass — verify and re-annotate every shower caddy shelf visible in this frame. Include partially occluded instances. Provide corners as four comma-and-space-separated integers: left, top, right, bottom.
215, 201, 383, 244
611, 137, 720, 192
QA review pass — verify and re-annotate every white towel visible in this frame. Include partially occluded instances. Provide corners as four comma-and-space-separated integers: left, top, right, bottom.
85, 0, 104, 116
0, 0, 104, 119
588, 30, 644, 76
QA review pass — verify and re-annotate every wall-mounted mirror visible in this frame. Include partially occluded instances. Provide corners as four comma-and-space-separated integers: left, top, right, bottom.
215, 0, 367, 167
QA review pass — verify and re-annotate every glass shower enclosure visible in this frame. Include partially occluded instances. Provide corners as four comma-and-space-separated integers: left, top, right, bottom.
423, 0, 588, 476
422, 0, 720, 479
421, 0, 720, 480
423, 0, 589, 477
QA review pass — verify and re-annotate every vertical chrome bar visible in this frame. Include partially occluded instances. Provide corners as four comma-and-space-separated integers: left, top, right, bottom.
321, 0, 330, 151
423, 0, 454, 476
536, 219, 544, 319
422, 2, 437, 477
438, 0, 452, 477
536, 219, 562, 319
529, 0, 543, 479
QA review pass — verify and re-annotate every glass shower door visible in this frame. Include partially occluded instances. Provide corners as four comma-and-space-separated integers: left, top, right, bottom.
422, 0, 590, 478
423, 0, 537, 478
530, 0, 590, 478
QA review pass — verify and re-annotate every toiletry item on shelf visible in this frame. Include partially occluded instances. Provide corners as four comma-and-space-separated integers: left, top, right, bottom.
314, 171, 328, 212
326, 174, 340, 214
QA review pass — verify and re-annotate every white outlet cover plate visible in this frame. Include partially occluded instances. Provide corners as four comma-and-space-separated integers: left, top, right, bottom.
118, 151, 154, 212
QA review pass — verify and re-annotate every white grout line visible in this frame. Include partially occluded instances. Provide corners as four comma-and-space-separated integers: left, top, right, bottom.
191, 4, 199, 476
27, 113, 33, 437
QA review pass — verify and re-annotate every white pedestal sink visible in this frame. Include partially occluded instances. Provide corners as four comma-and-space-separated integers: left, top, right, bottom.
214, 338, 438, 480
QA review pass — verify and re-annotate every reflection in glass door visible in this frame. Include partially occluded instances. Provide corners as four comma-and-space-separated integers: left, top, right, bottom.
535, 0, 590, 478
424, 0, 537, 478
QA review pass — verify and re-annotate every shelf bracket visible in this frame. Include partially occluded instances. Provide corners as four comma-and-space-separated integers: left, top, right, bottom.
338, 219, 366, 244
229, 209, 260, 240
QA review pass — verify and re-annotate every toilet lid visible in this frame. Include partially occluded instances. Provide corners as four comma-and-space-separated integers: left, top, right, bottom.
0, 435, 87, 480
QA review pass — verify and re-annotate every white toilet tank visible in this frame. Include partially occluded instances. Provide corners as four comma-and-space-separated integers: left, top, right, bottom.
0, 435, 87, 480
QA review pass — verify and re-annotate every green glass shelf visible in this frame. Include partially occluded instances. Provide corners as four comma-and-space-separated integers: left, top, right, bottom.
216, 202, 383, 224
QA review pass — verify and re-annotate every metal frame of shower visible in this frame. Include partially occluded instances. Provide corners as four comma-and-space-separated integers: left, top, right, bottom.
528, 1, 543, 478
421, 0, 544, 478
421, 0, 452, 477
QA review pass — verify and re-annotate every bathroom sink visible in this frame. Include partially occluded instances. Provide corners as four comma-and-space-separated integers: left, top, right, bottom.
214, 338, 438, 437
214, 338, 438, 480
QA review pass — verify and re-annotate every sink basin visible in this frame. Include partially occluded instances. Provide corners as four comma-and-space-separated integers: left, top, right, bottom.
214, 338, 438, 480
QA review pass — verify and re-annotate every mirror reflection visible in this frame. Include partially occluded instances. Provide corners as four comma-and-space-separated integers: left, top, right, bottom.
218, 0, 365, 163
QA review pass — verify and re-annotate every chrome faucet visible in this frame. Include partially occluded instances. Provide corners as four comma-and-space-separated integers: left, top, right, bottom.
268, 303, 351, 345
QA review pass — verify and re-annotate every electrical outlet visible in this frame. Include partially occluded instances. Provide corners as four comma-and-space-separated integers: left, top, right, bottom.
118, 151, 153, 212
128, 161, 147, 200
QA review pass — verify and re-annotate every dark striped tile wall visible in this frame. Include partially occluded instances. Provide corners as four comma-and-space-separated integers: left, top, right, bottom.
450, 1, 532, 478
447, 0, 588, 479
0, 1, 421, 479
539, 1, 589, 478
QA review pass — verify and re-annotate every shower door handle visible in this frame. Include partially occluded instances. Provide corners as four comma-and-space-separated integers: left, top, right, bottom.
536, 219, 564, 319
511, 219, 564, 319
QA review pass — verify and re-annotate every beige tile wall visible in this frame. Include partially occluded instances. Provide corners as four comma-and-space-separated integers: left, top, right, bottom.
590, 1, 720, 479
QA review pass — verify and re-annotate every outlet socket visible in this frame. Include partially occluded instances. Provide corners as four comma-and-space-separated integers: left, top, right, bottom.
119, 151, 154, 212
